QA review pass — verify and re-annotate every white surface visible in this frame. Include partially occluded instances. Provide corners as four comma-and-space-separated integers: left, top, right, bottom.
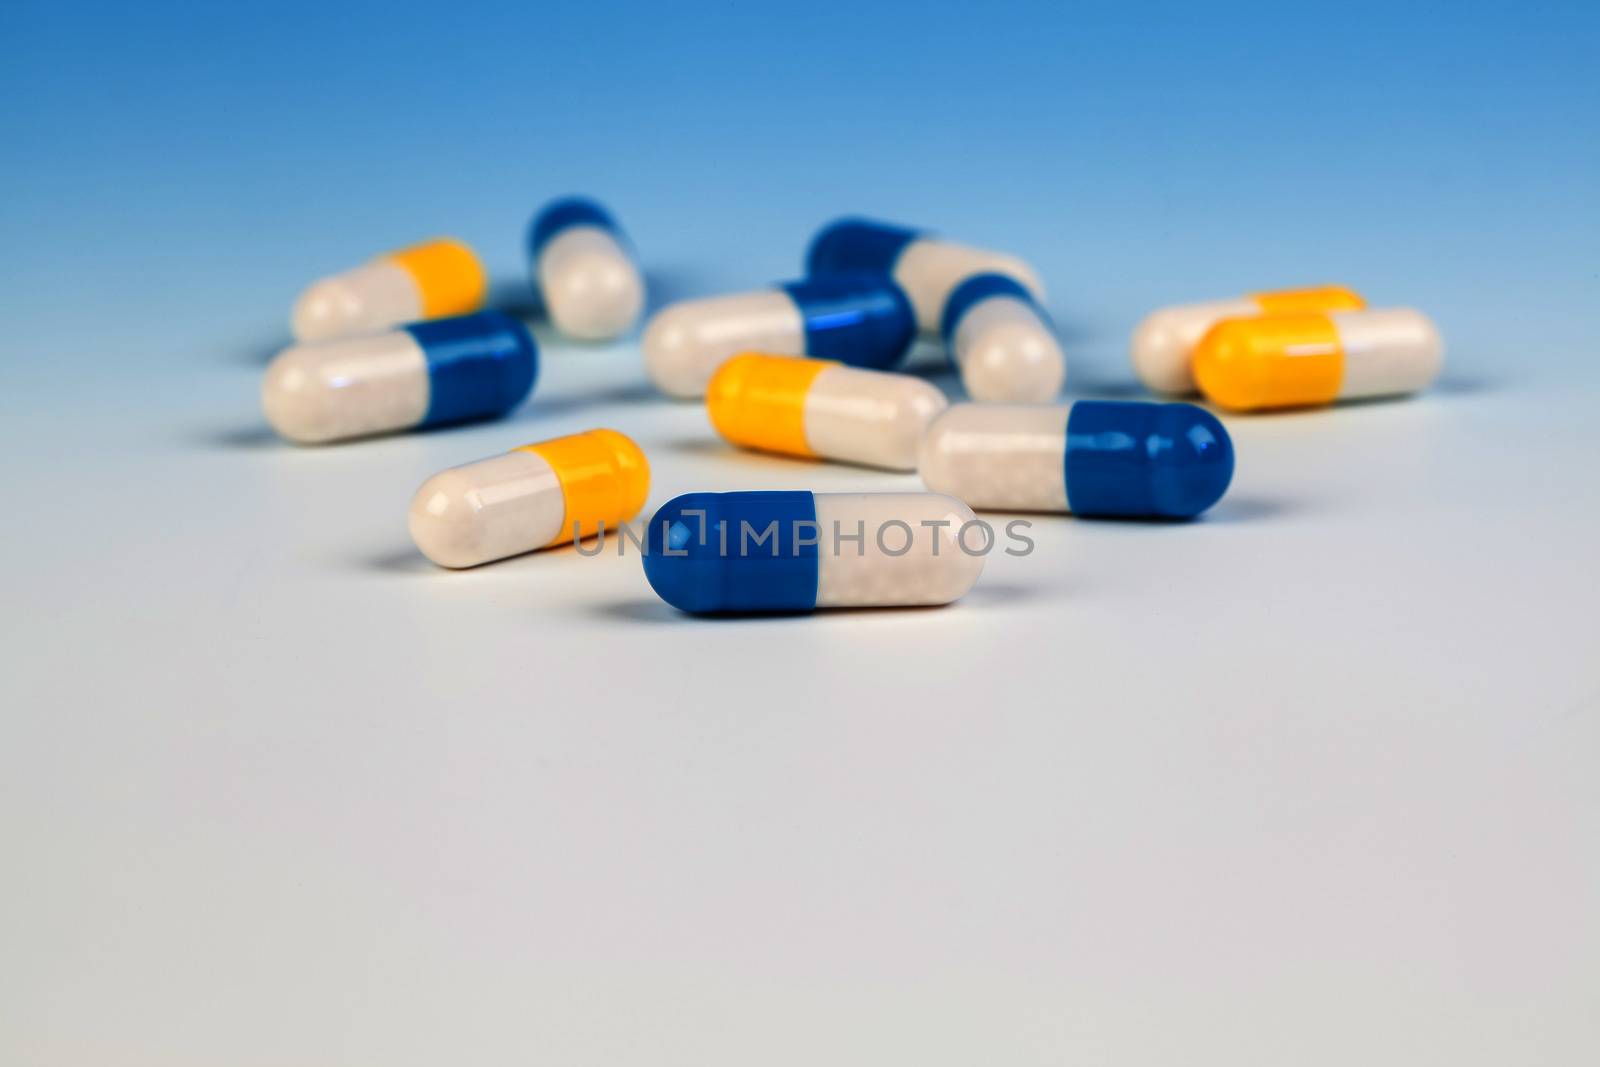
642, 289, 805, 397
262, 329, 430, 443
408, 449, 565, 568
290, 257, 422, 342
920, 402, 1073, 511
894, 237, 1045, 333
537, 225, 645, 341
1334, 307, 1445, 399
812, 492, 984, 607
952, 294, 1067, 402
805, 364, 948, 471
4, 304, 1598, 1067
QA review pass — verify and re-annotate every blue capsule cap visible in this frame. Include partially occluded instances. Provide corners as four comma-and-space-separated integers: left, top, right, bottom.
939, 272, 1047, 345
1064, 401, 1234, 519
408, 311, 538, 428
643, 491, 820, 615
804, 217, 921, 277
780, 273, 916, 370
527, 196, 624, 258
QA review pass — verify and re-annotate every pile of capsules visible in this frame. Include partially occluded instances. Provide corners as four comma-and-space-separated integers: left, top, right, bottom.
261, 198, 1444, 615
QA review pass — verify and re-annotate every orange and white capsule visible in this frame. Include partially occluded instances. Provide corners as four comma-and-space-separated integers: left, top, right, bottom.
707, 353, 948, 471
1194, 308, 1443, 412
408, 429, 649, 568
1131, 286, 1365, 395
292, 238, 487, 341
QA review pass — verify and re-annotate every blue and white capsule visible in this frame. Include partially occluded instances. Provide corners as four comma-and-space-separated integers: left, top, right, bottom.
805, 217, 1044, 335
644, 491, 984, 614
942, 273, 1065, 402
262, 311, 536, 444
919, 401, 1234, 519
642, 274, 916, 398
527, 197, 644, 341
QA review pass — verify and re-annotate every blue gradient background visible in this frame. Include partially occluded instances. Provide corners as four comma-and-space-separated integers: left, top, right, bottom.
4, 4, 1599, 1065
4, 1, 1596, 385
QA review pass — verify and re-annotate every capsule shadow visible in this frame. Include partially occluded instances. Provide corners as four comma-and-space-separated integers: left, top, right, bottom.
1198, 495, 1300, 524
364, 546, 434, 574
518, 381, 661, 420
190, 424, 281, 450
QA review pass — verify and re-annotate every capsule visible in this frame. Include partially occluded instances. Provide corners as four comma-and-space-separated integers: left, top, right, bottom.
919, 401, 1234, 518
527, 197, 645, 341
262, 311, 536, 444
408, 430, 649, 568
707, 354, 947, 471
941, 273, 1065, 402
644, 491, 984, 614
642, 273, 915, 399
805, 217, 1044, 335
291, 238, 487, 342
1194, 308, 1443, 412
1131, 285, 1365, 395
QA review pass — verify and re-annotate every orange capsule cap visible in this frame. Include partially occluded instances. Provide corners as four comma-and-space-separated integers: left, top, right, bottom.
706, 353, 833, 458
1250, 285, 1365, 315
518, 429, 650, 545
1193, 313, 1345, 412
388, 238, 488, 319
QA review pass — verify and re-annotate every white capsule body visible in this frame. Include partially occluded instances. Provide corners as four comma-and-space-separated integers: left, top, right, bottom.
919, 405, 1070, 512
262, 330, 429, 444
813, 493, 985, 607
951, 294, 1065, 402
409, 451, 565, 569
292, 259, 423, 343
806, 366, 949, 470
643, 290, 804, 399
1331, 308, 1445, 400
894, 239, 1045, 334
536, 225, 645, 341
1130, 298, 1257, 395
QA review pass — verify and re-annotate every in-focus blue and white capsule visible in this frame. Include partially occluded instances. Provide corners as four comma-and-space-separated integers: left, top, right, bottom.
643, 491, 984, 614
805, 217, 1044, 335
642, 274, 916, 398
919, 401, 1234, 519
941, 273, 1065, 402
527, 197, 645, 341
262, 311, 537, 444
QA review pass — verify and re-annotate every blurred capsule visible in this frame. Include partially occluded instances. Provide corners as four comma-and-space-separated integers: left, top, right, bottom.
263, 311, 536, 444
527, 197, 644, 341
941, 273, 1064, 402
1131, 285, 1365, 395
1194, 308, 1443, 412
805, 217, 1043, 334
291, 238, 487, 342
642, 273, 914, 398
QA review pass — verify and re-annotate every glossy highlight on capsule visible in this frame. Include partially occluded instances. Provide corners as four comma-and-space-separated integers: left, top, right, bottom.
643, 491, 984, 614
805, 217, 1043, 334
919, 401, 1234, 519
707, 354, 947, 471
291, 238, 487, 342
262, 311, 536, 444
527, 197, 644, 341
642, 273, 915, 398
941, 273, 1064, 402
409, 429, 649, 568
1131, 285, 1365, 395
1194, 308, 1443, 412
